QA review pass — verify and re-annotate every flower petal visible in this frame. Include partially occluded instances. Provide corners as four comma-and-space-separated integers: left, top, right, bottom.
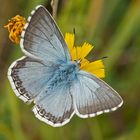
91, 69, 105, 78
65, 33, 74, 52
81, 42, 93, 58
69, 45, 83, 61
71, 47, 76, 61
80, 58, 90, 68
4, 15, 26, 44
82, 60, 104, 70
81, 60, 105, 78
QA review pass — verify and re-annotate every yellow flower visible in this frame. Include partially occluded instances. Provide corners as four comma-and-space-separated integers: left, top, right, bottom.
65, 33, 105, 78
4, 15, 26, 44
4, 15, 105, 78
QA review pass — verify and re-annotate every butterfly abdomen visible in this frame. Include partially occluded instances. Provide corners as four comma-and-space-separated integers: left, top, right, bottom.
47, 62, 79, 90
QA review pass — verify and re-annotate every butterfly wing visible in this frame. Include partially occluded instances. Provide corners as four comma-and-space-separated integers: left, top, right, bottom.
8, 56, 58, 103
8, 56, 74, 126
8, 5, 71, 103
32, 85, 74, 127
20, 5, 71, 63
71, 70, 123, 118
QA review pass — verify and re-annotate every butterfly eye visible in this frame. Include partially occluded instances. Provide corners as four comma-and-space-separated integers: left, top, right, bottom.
74, 60, 81, 67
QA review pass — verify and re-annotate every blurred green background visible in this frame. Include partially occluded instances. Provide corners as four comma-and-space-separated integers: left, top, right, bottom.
0, 0, 140, 140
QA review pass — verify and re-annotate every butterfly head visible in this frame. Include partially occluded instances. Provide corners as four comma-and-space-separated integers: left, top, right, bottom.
73, 59, 81, 68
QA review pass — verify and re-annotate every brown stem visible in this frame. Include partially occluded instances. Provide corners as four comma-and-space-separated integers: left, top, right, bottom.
51, 0, 59, 19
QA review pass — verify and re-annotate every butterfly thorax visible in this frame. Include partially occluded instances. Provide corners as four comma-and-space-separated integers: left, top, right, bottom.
47, 61, 79, 90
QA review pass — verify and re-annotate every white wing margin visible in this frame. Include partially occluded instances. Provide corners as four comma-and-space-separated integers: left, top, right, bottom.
72, 71, 123, 118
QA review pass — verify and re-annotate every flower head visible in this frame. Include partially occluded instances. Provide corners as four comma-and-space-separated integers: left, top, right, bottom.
65, 33, 105, 78
4, 15, 105, 78
4, 15, 26, 44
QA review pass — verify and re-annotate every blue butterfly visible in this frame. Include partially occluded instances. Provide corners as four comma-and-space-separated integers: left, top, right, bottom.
8, 5, 123, 127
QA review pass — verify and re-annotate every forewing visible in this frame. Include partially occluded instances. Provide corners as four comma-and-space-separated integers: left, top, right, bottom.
20, 5, 71, 64
32, 86, 74, 127
8, 56, 58, 103
72, 71, 123, 118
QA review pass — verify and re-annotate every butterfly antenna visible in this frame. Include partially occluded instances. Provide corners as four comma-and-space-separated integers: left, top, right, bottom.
101, 56, 108, 59
73, 28, 78, 61
92, 56, 108, 62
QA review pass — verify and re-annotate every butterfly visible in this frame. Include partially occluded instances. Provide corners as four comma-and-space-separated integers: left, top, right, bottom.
8, 5, 123, 127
